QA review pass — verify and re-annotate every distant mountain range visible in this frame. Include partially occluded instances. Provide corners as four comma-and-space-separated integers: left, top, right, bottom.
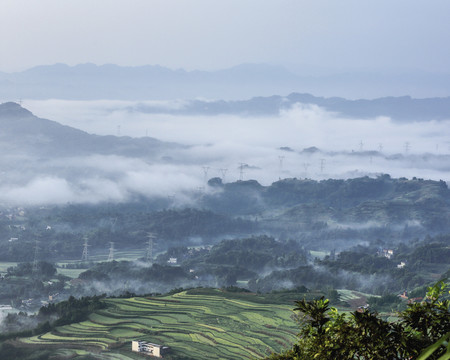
0, 102, 179, 158
129, 93, 450, 122
0, 63, 449, 100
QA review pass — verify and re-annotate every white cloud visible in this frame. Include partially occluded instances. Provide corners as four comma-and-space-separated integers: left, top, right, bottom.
2, 100, 449, 205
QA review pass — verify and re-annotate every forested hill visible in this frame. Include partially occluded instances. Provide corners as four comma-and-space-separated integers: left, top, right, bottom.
0, 102, 179, 157
1, 175, 449, 263
131, 93, 450, 122
204, 175, 450, 231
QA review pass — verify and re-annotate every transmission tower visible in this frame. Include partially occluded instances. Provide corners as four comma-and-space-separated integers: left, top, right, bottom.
146, 233, 156, 264
202, 166, 210, 184
108, 242, 115, 261
320, 159, 326, 173
378, 143, 383, 152
404, 141, 410, 154
303, 163, 310, 178
81, 237, 90, 262
110, 217, 117, 232
238, 163, 246, 181
359, 140, 364, 152
278, 156, 285, 179
32, 239, 39, 274
219, 168, 228, 182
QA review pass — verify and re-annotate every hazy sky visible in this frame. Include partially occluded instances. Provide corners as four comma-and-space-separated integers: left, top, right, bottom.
1, 0, 450, 73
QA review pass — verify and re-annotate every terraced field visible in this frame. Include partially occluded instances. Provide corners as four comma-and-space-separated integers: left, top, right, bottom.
21, 288, 300, 359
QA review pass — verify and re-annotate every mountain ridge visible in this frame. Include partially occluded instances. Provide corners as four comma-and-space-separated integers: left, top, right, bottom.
1, 63, 449, 100
129, 92, 450, 121
0, 102, 179, 158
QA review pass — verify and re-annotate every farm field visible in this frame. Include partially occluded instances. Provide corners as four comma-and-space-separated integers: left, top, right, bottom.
0, 261, 18, 274
20, 288, 301, 359
56, 250, 145, 278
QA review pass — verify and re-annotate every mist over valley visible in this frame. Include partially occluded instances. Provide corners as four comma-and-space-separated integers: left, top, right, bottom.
1, 2, 450, 357
0, 98, 448, 302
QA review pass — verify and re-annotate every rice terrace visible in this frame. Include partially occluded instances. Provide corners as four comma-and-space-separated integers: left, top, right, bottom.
19, 288, 304, 359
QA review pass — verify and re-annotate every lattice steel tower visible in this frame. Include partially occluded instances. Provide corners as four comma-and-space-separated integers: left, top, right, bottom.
32, 239, 39, 274
81, 237, 90, 262
146, 233, 156, 264
278, 156, 285, 179
239, 163, 246, 181
219, 168, 228, 182
108, 242, 115, 261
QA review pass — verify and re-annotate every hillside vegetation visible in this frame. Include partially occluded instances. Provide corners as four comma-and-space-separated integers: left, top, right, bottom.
14, 288, 311, 360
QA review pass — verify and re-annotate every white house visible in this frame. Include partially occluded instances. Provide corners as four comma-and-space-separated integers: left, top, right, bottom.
131, 340, 170, 357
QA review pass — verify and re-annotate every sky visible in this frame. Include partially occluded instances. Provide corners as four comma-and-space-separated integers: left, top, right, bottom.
1, 0, 450, 74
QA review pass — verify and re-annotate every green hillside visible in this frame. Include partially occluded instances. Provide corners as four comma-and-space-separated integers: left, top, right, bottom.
19, 288, 302, 359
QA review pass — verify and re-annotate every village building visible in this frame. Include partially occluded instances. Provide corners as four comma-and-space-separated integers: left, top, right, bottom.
377, 248, 394, 259
131, 340, 170, 357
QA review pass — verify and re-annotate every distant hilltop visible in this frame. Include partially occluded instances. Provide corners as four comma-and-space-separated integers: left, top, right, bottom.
126, 93, 450, 122
0, 102, 179, 158
0, 63, 450, 100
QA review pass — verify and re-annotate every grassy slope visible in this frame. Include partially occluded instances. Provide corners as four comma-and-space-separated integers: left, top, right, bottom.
20, 288, 303, 360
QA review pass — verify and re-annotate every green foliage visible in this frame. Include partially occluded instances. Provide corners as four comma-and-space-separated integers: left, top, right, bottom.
12, 288, 300, 360
78, 261, 193, 283
0, 205, 255, 262
322, 250, 395, 274
368, 293, 403, 312
6, 261, 56, 279
0, 343, 52, 360
267, 281, 450, 360
407, 241, 450, 264
205, 236, 308, 270
38, 294, 106, 327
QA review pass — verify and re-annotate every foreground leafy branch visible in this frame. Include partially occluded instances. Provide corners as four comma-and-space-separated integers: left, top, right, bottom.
267, 281, 450, 360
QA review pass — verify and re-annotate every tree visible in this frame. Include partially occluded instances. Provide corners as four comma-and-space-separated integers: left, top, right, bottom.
267, 281, 450, 360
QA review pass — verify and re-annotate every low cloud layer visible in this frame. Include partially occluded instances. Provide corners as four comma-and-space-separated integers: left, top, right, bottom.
1, 99, 449, 205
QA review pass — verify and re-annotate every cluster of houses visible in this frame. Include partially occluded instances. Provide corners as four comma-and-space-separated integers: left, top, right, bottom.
378, 248, 394, 259
20, 292, 61, 309
0, 207, 26, 221
398, 290, 423, 304
377, 248, 407, 269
